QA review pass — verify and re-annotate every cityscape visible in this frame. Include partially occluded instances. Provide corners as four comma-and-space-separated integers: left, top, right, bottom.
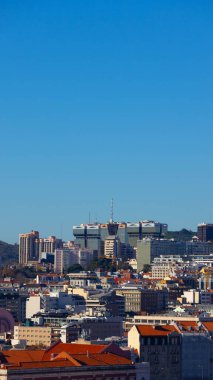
1, 1, 213, 379
0, 219, 213, 379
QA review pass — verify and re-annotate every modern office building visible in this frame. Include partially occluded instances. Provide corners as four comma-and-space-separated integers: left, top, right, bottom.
137, 238, 213, 271
198, 223, 213, 242
73, 220, 168, 257
73, 224, 101, 255
137, 238, 185, 271
19, 230, 39, 265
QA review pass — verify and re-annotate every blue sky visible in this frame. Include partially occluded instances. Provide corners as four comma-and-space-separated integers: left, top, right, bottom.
0, 0, 213, 243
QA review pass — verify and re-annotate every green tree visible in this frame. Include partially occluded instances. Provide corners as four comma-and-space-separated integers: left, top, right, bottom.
143, 264, 152, 273
67, 264, 83, 273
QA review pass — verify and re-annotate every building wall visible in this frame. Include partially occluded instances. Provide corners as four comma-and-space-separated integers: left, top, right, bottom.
116, 288, 142, 313
19, 231, 39, 265
181, 333, 211, 380
14, 325, 52, 347
137, 240, 151, 271
128, 326, 141, 356
128, 327, 181, 380
26, 296, 41, 319
2, 363, 150, 380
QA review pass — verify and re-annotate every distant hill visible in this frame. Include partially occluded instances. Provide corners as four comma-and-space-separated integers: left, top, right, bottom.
165, 229, 196, 241
0, 241, 19, 265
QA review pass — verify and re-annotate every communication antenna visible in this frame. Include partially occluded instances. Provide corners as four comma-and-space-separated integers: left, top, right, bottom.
110, 198, 114, 223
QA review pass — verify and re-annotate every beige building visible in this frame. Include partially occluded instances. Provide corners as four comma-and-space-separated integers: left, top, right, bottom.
19, 230, 39, 265
38, 236, 63, 262
116, 287, 142, 313
151, 256, 182, 279
104, 235, 120, 259
14, 325, 52, 347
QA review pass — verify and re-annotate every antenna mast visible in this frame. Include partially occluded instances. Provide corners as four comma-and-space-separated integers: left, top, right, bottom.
110, 198, 114, 223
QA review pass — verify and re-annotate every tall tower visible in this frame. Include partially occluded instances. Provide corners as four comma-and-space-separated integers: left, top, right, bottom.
19, 230, 39, 265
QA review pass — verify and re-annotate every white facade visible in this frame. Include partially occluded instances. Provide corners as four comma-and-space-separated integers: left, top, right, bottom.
54, 249, 79, 273
26, 296, 41, 319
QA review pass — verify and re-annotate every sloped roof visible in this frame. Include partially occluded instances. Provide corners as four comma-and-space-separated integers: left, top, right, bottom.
202, 322, 213, 332
136, 324, 179, 336
43, 342, 106, 360
0, 350, 44, 365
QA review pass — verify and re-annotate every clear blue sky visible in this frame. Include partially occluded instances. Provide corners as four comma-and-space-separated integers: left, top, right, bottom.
0, 0, 213, 243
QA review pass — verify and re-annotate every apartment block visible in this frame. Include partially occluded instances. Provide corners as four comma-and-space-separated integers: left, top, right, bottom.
14, 325, 52, 347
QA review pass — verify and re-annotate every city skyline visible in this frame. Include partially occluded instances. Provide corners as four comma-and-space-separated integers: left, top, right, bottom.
1, 1, 213, 243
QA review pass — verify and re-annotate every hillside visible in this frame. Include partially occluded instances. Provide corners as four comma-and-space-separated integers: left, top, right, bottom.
165, 229, 196, 241
0, 241, 19, 265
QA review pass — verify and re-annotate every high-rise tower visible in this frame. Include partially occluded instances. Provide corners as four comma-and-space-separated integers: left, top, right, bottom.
19, 230, 39, 265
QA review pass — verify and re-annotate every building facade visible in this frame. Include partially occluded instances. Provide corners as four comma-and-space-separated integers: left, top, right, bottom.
198, 223, 213, 242
73, 220, 167, 257
19, 230, 39, 265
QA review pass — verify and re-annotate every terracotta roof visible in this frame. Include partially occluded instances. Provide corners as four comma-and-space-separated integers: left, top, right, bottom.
2, 352, 132, 371
136, 324, 179, 336
42, 342, 108, 360
1, 350, 44, 365
177, 321, 199, 332
202, 322, 213, 332
70, 353, 131, 366
9, 360, 77, 370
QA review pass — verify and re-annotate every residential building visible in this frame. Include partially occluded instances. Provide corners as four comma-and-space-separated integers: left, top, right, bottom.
198, 223, 213, 242
198, 272, 213, 290
182, 289, 200, 304
54, 249, 79, 273
140, 289, 168, 314
14, 325, 52, 347
0, 341, 150, 380
0, 292, 26, 322
19, 230, 39, 265
67, 271, 100, 287
67, 316, 123, 340
116, 286, 142, 313
200, 290, 213, 304
38, 236, 63, 262
26, 295, 41, 319
151, 256, 182, 279
104, 235, 121, 259
128, 324, 181, 380
128, 321, 212, 380
54, 248, 95, 273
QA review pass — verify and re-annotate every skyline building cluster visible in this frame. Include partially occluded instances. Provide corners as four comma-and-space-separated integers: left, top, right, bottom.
18, 222, 213, 271
73, 220, 168, 259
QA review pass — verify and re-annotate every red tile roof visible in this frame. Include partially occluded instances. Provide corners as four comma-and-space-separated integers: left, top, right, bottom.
43, 342, 106, 360
202, 322, 213, 332
136, 324, 179, 336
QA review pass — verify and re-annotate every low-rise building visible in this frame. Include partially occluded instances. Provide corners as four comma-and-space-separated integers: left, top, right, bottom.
14, 325, 52, 347
0, 341, 150, 380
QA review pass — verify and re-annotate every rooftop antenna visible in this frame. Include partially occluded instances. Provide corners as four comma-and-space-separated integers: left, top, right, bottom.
110, 198, 114, 223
